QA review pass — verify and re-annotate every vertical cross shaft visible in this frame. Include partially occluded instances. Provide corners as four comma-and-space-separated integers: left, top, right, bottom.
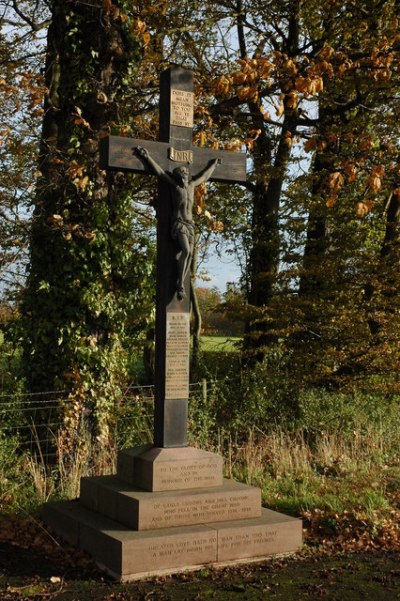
154, 68, 194, 447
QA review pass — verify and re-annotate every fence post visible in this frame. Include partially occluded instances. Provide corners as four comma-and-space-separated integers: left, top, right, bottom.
202, 379, 207, 406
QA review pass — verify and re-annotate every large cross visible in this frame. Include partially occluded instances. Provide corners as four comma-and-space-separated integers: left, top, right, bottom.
100, 67, 246, 448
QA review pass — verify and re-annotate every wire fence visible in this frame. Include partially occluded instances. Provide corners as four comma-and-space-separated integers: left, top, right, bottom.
0, 381, 211, 460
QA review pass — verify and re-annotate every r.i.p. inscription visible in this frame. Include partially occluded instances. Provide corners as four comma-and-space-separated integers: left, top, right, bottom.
165, 313, 190, 399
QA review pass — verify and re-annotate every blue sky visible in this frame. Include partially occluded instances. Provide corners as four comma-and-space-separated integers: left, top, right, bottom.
197, 248, 241, 293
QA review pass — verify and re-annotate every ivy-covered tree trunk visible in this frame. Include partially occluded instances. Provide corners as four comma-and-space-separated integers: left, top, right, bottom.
22, 0, 148, 455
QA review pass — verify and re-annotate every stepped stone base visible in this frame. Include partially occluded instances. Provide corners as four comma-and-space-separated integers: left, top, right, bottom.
43, 501, 302, 581
80, 476, 261, 530
42, 445, 302, 580
117, 445, 224, 491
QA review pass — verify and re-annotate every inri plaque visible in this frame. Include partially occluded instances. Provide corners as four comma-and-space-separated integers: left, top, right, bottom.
170, 89, 194, 128
165, 312, 190, 399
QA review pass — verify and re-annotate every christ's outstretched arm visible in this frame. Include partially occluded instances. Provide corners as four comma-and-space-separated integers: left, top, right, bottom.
136, 146, 175, 187
192, 158, 221, 186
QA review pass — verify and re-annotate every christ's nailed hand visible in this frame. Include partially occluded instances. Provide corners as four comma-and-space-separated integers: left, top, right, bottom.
136, 146, 149, 159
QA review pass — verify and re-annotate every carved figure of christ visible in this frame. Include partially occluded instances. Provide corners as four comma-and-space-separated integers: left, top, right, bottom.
136, 146, 220, 299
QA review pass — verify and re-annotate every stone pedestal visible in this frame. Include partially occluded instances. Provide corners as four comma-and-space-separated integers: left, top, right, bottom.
43, 446, 302, 580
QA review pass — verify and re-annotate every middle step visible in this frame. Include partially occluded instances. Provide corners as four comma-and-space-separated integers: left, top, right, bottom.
80, 476, 262, 531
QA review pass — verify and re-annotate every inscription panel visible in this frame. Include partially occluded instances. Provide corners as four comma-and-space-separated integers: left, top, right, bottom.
219, 528, 278, 558
116, 482, 261, 531
122, 527, 217, 575
145, 489, 258, 529
170, 89, 194, 128
165, 313, 190, 399
169, 147, 193, 163
155, 458, 222, 489
213, 510, 303, 561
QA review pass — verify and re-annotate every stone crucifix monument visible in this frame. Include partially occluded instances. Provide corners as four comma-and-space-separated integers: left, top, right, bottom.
43, 67, 302, 580
100, 67, 246, 449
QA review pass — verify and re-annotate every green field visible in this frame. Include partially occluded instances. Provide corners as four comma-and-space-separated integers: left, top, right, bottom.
200, 336, 241, 353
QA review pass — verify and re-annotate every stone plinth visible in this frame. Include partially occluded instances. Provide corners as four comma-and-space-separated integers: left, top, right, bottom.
42, 445, 303, 580
43, 501, 302, 581
118, 446, 223, 491
80, 476, 261, 530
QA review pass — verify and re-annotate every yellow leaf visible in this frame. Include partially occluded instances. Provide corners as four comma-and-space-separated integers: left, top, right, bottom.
283, 131, 293, 147
74, 117, 90, 128
372, 165, 385, 178
211, 220, 223, 232
295, 77, 308, 93
368, 174, 382, 192
360, 135, 374, 152
286, 91, 298, 109
232, 71, 247, 84
134, 18, 146, 34
215, 75, 231, 95
319, 45, 334, 59
237, 86, 258, 101
309, 77, 324, 95
328, 171, 344, 190
77, 175, 90, 191
344, 161, 357, 182
326, 195, 337, 208
199, 131, 207, 147
283, 58, 297, 75
224, 139, 242, 151
355, 201, 371, 217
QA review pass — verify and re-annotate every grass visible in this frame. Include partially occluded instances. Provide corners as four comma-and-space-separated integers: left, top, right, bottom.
200, 336, 241, 353
2, 392, 399, 529
210, 427, 400, 525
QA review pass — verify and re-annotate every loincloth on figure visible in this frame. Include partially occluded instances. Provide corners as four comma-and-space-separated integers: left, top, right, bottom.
171, 217, 195, 246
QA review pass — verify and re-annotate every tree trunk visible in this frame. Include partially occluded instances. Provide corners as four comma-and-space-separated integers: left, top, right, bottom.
22, 0, 146, 455
245, 109, 297, 359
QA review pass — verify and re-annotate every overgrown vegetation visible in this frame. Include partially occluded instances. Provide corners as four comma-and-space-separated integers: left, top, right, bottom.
1, 342, 399, 557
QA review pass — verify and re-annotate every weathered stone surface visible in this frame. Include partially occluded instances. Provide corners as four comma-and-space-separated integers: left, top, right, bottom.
41, 501, 80, 546
43, 501, 302, 580
80, 476, 261, 530
118, 446, 223, 491
209, 508, 303, 562
44, 501, 218, 578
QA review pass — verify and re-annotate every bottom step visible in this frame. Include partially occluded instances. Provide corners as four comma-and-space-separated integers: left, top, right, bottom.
43, 501, 302, 581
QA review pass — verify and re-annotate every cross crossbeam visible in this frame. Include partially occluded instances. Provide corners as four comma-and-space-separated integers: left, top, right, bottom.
100, 136, 246, 183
